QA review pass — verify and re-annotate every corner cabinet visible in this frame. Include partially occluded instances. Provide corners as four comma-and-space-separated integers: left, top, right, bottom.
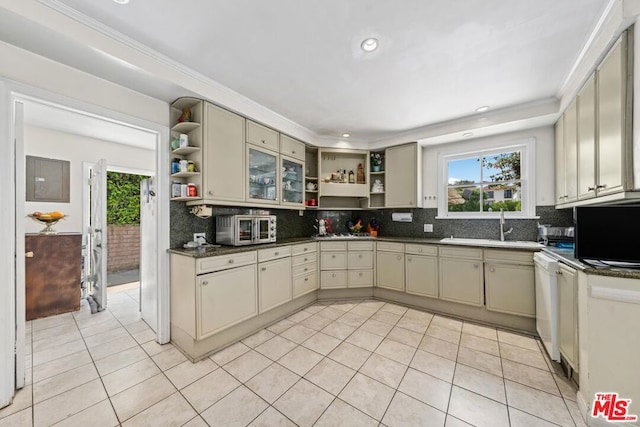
385, 142, 422, 208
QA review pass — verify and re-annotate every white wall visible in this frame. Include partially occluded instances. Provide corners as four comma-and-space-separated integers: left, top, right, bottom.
421, 126, 555, 209
24, 125, 154, 234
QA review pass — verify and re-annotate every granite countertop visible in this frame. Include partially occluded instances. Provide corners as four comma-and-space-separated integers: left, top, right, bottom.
170, 235, 640, 279
542, 246, 640, 279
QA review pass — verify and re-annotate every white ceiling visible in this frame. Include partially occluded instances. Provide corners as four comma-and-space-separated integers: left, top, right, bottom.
2, 0, 613, 145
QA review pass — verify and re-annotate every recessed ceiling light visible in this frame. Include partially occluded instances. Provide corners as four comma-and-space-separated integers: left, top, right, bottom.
462, 132, 473, 138
342, 133, 351, 138
476, 106, 490, 112
113, 0, 130, 4
361, 38, 379, 52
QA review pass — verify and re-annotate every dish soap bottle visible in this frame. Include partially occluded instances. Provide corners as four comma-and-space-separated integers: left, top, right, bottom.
356, 163, 365, 184
348, 169, 355, 183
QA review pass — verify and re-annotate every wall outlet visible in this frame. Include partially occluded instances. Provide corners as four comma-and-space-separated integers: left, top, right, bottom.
193, 232, 206, 243
423, 224, 433, 233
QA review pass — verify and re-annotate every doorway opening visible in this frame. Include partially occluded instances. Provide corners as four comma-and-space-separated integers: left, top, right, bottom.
104, 171, 150, 307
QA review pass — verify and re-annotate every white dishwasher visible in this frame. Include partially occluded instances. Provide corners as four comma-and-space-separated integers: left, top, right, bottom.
534, 251, 560, 362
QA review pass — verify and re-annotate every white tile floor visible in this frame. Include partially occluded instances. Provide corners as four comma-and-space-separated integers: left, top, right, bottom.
1, 287, 587, 427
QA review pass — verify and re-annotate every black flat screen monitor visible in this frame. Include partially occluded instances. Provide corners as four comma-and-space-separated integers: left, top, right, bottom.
574, 205, 640, 264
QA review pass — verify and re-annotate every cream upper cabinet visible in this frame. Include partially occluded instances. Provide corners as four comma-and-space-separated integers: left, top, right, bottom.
558, 262, 578, 371
484, 250, 535, 318
246, 119, 279, 151
405, 251, 438, 298
202, 102, 246, 202
280, 134, 306, 162
554, 116, 565, 205
563, 99, 578, 204
577, 73, 596, 200
438, 246, 483, 307
597, 34, 632, 197
385, 143, 421, 208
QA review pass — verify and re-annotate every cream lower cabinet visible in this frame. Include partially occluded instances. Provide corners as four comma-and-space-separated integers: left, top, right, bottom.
376, 242, 405, 291
405, 244, 438, 298
484, 249, 535, 317
291, 242, 318, 297
198, 264, 258, 338
320, 241, 373, 288
171, 250, 258, 341
438, 246, 483, 306
258, 247, 292, 313
558, 262, 578, 371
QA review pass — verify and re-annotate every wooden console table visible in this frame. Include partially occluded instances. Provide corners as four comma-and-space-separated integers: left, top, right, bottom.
25, 233, 82, 321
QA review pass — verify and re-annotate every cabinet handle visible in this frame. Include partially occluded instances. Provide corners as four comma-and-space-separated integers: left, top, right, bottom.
261, 139, 266, 144
202, 280, 209, 286
304, 248, 308, 251
557, 271, 563, 276
407, 257, 412, 262
292, 150, 296, 154
358, 254, 363, 258
418, 248, 423, 253
474, 263, 479, 268
304, 268, 308, 272
596, 184, 606, 189
332, 273, 336, 277
228, 259, 234, 264
490, 267, 495, 272
208, 190, 213, 195
304, 277, 309, 282
25, 251, 34, 258
274, 251, 279, 256
397, 255, 402, 260
261, 267, 266, 271
588, 186, 595, 191
304, 258, 308, 262
359, 272, 363, 277
332, 255, 336, 259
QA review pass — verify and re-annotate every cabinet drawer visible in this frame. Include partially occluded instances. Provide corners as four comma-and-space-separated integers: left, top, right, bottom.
320, 241, 347, 251
279, 134, 306, 161
348, 251, 373, 269
484, 249, 533, 265
246, 120, 279, 151
292, 242, 317, 256
439, 246, 483, 260
292, 252, 317, 267
348, 270, 373, 288
293, 272, 317, 297
405, 244, 438, 256
320, 270, 347, 289
292, 261, 317, 277
196, 251, 257, 274
258, 246, 291, 262
376, 242, 404, 253
348, 241, 374, 251
321, 252, 347, 270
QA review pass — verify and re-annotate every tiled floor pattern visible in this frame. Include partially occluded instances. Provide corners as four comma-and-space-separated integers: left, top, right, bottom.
1, 289, 587, 427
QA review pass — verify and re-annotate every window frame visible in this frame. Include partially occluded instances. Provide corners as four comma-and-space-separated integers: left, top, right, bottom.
436, 138, 536, 219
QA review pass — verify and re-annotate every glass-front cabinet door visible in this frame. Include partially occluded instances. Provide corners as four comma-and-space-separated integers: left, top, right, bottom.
280, 155, 304, 207
247, 145, 279, 204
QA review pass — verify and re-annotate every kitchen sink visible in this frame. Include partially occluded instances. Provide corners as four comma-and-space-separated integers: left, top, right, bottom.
439, 237, 543, 249
313, 233, 374, 240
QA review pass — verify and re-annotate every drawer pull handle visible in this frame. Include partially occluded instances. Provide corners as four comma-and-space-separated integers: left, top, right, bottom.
304, 248, 308, 251
202, 280, 209, 286
275, 251, 279, 256
407, 257, 412, 262
304, 277, 309, 282
261, 139, 266, 144
228, 259, 234, 264
332, 273, 336, 277
292, 150, 296, 154
261, 267, 266, 271
304, 268, 308, 272
332, 255, 336, 259
359, 272, 363, 277
304, 258, 308, 262
359, 254, 362, 258
418, 248, 423, 252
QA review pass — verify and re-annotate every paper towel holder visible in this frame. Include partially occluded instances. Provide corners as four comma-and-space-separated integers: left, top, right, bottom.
391, 212, 413, 222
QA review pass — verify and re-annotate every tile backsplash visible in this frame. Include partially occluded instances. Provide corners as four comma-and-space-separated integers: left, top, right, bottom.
171, 203, 573, 248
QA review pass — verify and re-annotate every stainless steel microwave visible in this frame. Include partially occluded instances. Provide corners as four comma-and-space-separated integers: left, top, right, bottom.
215, 215, 276, 246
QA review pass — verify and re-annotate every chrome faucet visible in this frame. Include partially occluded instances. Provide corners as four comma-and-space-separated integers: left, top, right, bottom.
499, 209, 513, 241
